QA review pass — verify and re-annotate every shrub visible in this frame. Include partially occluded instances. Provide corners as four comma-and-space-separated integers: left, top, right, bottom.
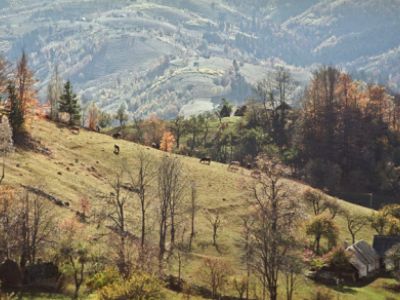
86, 267, 120, 291
97, 272, 164, 300
324, 247, 351, 271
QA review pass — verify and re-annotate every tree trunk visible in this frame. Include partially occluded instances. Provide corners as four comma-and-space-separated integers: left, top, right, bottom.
316, 236, 321, 255
140, 198, 145, 249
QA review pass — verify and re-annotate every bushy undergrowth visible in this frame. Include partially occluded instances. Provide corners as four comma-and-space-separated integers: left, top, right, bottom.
97, 272, 164, 300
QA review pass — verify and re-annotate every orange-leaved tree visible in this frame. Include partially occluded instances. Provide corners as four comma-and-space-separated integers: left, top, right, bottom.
15, 51, 38, 120
160, 131, 175, 152
87, 102, 100, 131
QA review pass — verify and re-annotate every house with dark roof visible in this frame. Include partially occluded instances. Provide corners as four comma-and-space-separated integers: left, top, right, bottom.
372, 235, 400, 268
346, 240, 380, 278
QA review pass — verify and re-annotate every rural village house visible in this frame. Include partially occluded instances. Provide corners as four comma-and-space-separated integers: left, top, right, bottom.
345, 240, 380, 278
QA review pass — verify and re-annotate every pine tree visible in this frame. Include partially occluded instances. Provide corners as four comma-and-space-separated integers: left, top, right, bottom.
7, 82, 24, 137
59, 80, 81, 126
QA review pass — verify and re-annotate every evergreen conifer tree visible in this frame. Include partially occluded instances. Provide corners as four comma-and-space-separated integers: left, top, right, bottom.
7, 82, 24, 137
59, 80, 81, 126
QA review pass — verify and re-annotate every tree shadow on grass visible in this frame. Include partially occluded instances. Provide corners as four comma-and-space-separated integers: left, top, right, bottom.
331, 285, 357, 294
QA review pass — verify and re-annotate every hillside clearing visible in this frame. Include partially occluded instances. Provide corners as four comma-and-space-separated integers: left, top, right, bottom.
3, 120, 396, 299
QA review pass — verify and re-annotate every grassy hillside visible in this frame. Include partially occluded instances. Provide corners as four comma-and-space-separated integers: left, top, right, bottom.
4, 120, 397, 299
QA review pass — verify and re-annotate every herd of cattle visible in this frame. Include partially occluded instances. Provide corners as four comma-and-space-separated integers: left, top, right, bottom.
111, 132, 261, 178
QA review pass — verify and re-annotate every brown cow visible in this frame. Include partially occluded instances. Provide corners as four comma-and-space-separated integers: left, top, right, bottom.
228, 161, 240, 172
70, 126, 80, 135
250, 170, 261, 179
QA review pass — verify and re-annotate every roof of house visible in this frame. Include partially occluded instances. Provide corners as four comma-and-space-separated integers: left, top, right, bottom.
373, 235, 400, 257
346, 240, 379, 267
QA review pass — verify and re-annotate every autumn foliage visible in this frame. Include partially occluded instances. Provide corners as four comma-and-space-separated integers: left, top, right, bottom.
298, 67, 400, 193
87, 102, 100, 131
142, 115, 166, 146
160, 131, 175, 152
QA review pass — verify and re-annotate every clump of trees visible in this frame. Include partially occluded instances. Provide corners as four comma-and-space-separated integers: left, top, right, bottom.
116, 66, 400, 198
0, 52, 37, 141
296, 67, 400, 194
370, 204, 400, 235
0, 186, 56, 268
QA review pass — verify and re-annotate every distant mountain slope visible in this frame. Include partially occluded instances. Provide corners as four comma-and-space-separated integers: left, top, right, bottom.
0, 0, 398, 117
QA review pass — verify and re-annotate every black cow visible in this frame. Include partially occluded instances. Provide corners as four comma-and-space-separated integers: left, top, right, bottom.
200, 157, 211, 165
114, 144, 120, 155
113, 132, 122, 139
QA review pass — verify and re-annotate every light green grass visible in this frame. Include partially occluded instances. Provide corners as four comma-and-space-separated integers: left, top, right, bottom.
4, 120, 398, 300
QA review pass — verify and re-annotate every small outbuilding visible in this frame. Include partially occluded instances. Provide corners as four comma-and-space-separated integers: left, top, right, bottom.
372, 235, 400, 269
346, 240, 380, 278
0, 259, 22, 288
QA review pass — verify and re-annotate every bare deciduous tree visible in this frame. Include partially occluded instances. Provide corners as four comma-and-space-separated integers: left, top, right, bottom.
18, 191, 55, 267
129, 150, 155, 250
188, 181, 197, 251
232, 276, 248, 300
0, 187, 55, 267
206, 210, 222, 251
247, 157, 303, 300
303, 189, 328, 216
102, 172, 133, 276
200, 257, 232, 300
157, 156, 185, 268
86, 102, 100, 130
47, 65, 62, 121
283, 256, 303, 300
344, 210, 369, 244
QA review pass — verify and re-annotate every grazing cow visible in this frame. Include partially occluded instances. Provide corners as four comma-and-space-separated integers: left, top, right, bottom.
200, 157, 211, 165
228, 161, 240, 172
114, 144, 120, 155
151, 142, 160, 149
70, 126, 80, 135
113, 132, 122, 139
250, 170, 261, 179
